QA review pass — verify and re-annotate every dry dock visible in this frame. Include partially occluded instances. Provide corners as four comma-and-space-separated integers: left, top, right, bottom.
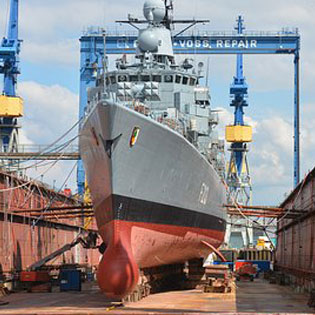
0, 279, 313, 314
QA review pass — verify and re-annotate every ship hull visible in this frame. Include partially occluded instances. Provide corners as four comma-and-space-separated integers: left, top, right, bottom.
80, 101, 226, 297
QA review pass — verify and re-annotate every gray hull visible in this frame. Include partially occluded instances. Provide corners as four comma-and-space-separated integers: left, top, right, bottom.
80, 100, 227, 297
80, 101, 226, 225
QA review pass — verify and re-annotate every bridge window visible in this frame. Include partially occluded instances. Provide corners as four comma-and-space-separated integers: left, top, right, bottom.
118, 75, 128, 82
141, 75, 151, 82
190, 78, 196, 86
164, 75, 173, 83
155, 55, 164, 63
130, 75, 138, 82
182, 77, 188, 85
175, 75, 182, 84
152, 75, 162, 82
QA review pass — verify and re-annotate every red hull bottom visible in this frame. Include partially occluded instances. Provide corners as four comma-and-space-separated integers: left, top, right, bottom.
97, 220, 224, 298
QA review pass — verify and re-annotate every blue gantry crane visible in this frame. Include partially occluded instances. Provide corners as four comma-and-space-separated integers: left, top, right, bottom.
0, 0, 23, 155
225, 16, 252, 205
224, 16, 253, 246
78, 5, 301, 197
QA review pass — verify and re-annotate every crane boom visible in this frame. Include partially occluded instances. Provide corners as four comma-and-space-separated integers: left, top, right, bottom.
4, 0, 20, 96
0, 0, 23, 157
225, 16, 253, 247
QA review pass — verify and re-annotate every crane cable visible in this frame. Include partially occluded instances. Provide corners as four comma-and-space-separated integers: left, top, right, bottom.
258, 176, 308, 229
223, 174, 308, 248
15, 162, 78, 243
1, 116, 82, 169
18, 136, 78, 170
224, 172, 308, 228
222, 179, 276, 248
1, 135, 78, 171
0, 139, 77, 192
193, 0, 197, 21
31, 161, 78, 227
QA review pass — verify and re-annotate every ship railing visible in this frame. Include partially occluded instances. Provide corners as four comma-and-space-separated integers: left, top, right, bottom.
178, 28, 299, 37
1, 144, 79, 154
87, 28, 299, 37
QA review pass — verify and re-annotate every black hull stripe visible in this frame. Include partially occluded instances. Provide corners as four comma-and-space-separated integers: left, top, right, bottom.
106, 195, 226, 232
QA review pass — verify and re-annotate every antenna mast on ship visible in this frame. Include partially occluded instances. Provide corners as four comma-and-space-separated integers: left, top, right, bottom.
163, 0, 173, 30
116, 0, 209, 36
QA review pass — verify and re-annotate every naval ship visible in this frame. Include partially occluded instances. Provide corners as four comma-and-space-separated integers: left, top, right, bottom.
79, 0, 227, 298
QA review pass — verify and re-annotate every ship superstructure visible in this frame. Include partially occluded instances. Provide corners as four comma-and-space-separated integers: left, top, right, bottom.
80, 0, 226, 298
87, 2, 224, 174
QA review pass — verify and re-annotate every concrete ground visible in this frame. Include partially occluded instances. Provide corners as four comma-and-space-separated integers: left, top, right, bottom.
0, 279, 313, 314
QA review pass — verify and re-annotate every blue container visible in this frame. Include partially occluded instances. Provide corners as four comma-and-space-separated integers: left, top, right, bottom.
251, 260, 271, 272
59, 269, 81, 292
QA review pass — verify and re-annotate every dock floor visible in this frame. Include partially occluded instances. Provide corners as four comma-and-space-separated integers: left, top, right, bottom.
0, 279, 313, 314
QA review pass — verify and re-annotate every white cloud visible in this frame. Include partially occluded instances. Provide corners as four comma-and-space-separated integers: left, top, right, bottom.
15, 81, 79, 192
215, 106, 257, 137
251, 149, 288, 186
18, 81, 79, 143
218, 106, 315, 205
270, 4, 313, 24
22, 40, 79, 67
20, 0, 108, 40
25, 160, 78, 194
19, 129, 34, 145
256, 117, 292, 155
249, 116, 293, 196
218, 108, 294, 204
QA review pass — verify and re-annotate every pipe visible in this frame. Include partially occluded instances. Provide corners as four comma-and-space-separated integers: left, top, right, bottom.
201, 240, 227, 262
13, 205, 93, 213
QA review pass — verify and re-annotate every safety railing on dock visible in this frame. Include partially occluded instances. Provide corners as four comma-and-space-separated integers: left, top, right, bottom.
0, 144, 80, 160
93, 28, 299, 38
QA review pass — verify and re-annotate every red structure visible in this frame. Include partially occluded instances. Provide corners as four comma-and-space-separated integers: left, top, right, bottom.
276, 167, 315, 292
0, 171, 100, 278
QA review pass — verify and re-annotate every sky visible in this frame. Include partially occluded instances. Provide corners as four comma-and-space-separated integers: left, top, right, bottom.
1, 0, 315, 205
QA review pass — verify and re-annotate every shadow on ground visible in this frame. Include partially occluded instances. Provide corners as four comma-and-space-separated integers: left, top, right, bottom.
0, 279, 313, 314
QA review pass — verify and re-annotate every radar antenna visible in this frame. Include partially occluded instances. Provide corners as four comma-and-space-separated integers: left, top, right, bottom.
116, 0, 209, 35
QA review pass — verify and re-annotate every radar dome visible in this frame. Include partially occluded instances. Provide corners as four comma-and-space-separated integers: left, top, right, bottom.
138, 29, 159, 52
143, 0, 166, 23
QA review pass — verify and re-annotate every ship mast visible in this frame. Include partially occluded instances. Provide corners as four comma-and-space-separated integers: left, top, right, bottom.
163, 0, 173, 30
116, 0, 209, 36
